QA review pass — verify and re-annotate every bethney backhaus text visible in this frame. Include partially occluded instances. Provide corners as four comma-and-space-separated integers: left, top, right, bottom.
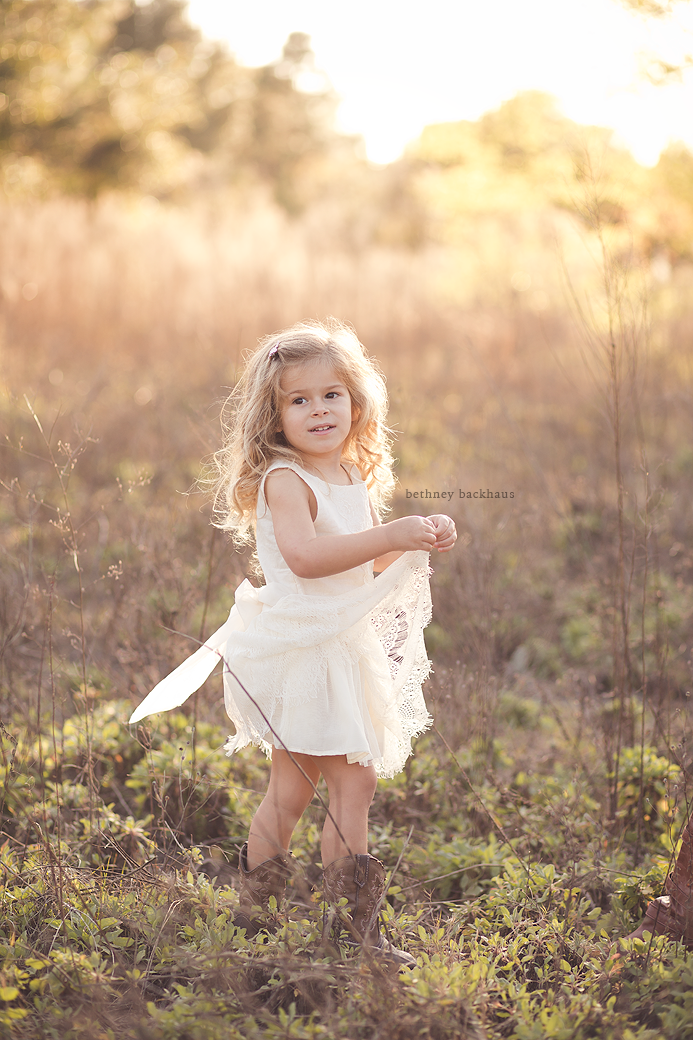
405, 489, 515, 501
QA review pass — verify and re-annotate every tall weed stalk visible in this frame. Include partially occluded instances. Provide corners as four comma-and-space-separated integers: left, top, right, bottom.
566, 152, 678, 839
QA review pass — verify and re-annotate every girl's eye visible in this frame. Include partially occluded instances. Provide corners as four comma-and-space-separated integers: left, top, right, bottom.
326, 391, 339, 399
292, 397, 306, 405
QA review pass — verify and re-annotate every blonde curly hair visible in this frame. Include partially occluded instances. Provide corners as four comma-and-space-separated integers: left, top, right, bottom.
211, 319, 395, 544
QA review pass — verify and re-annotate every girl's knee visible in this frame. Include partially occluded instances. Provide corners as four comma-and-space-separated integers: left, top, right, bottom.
265, 755, 319, 819
266, 777, 314, 819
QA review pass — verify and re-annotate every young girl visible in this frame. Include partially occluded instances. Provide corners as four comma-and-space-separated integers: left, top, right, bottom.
129, 320, 456, 965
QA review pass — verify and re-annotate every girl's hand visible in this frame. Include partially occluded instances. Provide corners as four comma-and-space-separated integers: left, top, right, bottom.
427, 514, 457, 552
384, 515, 438, 553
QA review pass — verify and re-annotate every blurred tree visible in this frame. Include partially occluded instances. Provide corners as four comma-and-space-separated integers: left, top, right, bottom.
649, 145, 693, 258
232, 31, 343, 211
621, 0, 665, 9
411, 91, 693, 263
618, 0, 687, 13
618, 0, 692, 79
0, 2, 347, 205
413, 92, 616, 216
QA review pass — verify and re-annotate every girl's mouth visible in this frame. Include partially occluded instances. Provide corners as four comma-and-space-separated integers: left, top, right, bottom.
309, 424, 335, 433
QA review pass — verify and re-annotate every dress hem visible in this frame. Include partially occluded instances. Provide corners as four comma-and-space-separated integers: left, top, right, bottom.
225, 739, 376, 761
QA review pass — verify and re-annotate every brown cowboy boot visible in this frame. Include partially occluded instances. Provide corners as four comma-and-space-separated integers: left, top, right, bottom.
322, 853, 415, 968
234, 842, 294, 935
624, 813, 693, 949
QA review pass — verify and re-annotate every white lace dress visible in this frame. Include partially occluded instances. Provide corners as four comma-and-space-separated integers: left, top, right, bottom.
129, 461, 433, 778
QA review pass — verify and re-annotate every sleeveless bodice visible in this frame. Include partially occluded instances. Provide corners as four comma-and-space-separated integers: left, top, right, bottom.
256, 461, 374, 596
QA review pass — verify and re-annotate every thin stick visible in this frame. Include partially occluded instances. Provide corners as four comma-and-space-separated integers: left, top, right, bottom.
192, 526, 218, 781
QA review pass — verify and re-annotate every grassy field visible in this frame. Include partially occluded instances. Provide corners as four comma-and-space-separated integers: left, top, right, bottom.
1, 189, 693, 1039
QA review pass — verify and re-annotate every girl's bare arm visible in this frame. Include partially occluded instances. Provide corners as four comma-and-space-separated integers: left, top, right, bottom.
265, 469, 437, 579
370, 503, 404, 573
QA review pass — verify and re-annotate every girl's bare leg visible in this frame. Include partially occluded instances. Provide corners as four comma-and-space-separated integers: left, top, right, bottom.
247, 749, 321, 869
318, 756, 378, 866
247, 751, 377, 868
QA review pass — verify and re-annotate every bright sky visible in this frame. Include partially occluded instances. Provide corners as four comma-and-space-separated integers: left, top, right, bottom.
186, 0, 693, 165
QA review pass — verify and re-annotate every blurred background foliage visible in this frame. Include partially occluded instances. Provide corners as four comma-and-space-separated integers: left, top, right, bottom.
3, 0, 693, 245
0, 0, 347, 208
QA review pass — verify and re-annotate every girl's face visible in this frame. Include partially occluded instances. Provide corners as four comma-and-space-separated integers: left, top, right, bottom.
278, 360, 356, 462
